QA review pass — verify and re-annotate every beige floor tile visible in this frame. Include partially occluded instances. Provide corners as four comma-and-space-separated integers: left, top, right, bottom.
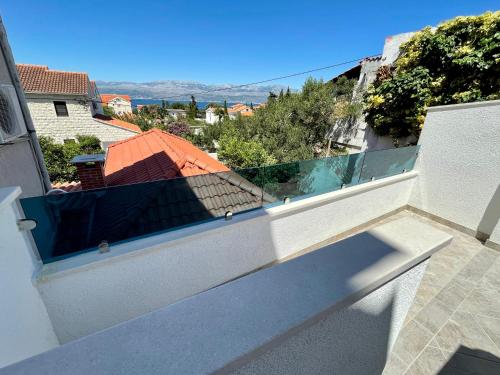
392, 320, 434, 366
415, 298, 453, 334
459, 288, 500, 320
435, 311, 500, 361
405, 346, 446, 375
382, 353, 408, 375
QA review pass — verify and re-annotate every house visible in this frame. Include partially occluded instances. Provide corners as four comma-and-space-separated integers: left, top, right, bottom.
16, 64, 140, 146
47, 129, 271, 258
205, 106, 220, 124
228, 103, 254, 119
206, 103, 259, 123
166, 108, 187, 119
329, 32, 416, 153
100, 94, 132, 114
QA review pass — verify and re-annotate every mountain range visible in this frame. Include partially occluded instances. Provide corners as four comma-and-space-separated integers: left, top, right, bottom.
95, 80, 290, 102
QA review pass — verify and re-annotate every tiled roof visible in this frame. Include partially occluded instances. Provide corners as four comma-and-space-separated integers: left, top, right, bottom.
47, 131, 274, 251
16, 64, 89, 95
101, 94, 132, 104
228, 103, 250, 113
93, 114, 141, 133
104, 128, 230, 186
51, 181, 82, 193
47, 171, 274, 259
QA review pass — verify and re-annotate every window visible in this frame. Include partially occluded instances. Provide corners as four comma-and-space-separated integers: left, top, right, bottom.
54, 101, 68, 117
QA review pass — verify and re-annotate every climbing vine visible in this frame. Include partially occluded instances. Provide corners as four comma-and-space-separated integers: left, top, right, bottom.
363, 12, 500, 140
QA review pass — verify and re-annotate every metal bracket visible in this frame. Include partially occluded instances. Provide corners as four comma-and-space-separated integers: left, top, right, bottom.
98, 241, 110, 253
17, 219, 37, 231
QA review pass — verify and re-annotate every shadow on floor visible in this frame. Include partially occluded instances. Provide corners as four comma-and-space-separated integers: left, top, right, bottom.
438, 345, 500, 375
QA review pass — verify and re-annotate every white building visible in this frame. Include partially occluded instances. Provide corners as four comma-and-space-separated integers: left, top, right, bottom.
101, 94, 132, 114
205, 107, 219, 124
16, 65, 140, 145
166, 108, 187, 120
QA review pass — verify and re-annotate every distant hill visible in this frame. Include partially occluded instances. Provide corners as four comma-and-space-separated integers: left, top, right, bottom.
95, 80, 290, 102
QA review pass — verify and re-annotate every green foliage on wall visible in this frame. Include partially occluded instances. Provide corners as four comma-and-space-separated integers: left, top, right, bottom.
364, 11, 500, 140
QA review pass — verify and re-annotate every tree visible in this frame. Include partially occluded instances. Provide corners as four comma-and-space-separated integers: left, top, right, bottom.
363, 11, 500, 141
39, 135, 104, 182
218, 133, 276, 169
223, 100, 228, 116
188, 95, 198, 119
103, 105, 114, 117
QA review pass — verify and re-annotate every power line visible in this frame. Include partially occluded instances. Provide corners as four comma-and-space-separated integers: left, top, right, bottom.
160, 55, 380, 100
94, 54, 380, 103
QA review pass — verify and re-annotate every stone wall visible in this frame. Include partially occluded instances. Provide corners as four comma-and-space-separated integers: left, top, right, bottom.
26, 96, 136, 144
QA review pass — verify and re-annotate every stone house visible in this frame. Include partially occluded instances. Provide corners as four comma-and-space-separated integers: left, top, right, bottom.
16, 64, 139, 146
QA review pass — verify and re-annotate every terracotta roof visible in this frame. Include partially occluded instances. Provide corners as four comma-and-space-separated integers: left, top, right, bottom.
101, 94, 132, 104
51, 181, 82, 193
16, 64, 89, 95
93, 114, 141, 133
41, 171, 274, 259
104, 129, 230, 186
228, 103, 253, 114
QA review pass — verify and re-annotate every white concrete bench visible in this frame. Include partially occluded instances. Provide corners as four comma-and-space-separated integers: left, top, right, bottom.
1, 216, 452, 375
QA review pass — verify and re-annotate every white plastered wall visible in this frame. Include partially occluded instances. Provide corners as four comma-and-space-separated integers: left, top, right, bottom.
36, 173, 416, 343
409, 100, 500, 243
0, 187, 58, 368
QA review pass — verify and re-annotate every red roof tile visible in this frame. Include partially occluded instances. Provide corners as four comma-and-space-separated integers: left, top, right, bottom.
51, 181, 82, 193
16, 64, 89, 95
104, 129, 229, 186
101, 94, 132, 104
93, 114, 141, 133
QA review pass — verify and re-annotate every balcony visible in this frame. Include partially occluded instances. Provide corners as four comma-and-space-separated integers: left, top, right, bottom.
0, 99, 499, 374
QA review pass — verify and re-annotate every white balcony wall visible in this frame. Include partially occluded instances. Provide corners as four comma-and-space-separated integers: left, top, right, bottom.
36, 172, 417, 343
409, 100, 500, 245
0, 187, 58, 368
4, 215, 451, 374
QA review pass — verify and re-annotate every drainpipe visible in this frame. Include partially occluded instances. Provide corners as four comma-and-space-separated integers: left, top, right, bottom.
0, 17, 52, 193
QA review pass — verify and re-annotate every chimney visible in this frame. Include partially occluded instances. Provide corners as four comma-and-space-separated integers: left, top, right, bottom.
71, 154, 106, 190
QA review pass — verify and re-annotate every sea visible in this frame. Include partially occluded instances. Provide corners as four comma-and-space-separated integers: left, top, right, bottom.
131, 99, 240, 110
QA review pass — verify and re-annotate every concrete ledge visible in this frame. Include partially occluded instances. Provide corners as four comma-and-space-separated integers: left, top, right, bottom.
426, 99, 500, 113
0, 186, 21, 211
2, 216, 452, 374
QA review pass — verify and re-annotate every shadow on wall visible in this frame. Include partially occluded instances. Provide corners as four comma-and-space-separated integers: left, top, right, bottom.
477, 184, 500, 241
21, 152, 268, 263
223, 232, 411, 375
438, 345, 500, 374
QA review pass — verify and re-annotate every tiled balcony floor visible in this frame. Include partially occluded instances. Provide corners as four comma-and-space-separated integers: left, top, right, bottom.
381, 211, 500, 375
228, 208, 500, 374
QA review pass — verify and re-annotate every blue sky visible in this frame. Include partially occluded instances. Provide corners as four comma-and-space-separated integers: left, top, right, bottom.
1, 1, 498, 89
